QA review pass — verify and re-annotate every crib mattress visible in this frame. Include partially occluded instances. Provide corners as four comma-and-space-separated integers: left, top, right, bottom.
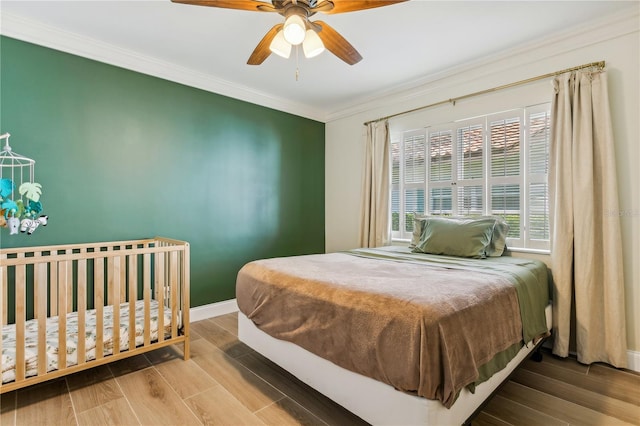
1, 300, 174, 384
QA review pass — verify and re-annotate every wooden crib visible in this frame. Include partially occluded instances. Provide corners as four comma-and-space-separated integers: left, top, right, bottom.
0, 237, 190, 393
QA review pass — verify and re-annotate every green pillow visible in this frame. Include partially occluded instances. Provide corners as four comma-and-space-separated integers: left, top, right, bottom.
486, 216, 509, 257
409, 213, 429, 249
410, 215, 509, 256
412, 216, 496, 258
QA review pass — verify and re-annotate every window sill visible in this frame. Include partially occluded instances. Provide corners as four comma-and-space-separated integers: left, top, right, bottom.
507, 247, 550, 255
391, 238, 410, 245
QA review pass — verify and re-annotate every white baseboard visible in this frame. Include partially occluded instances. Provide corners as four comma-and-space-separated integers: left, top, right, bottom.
627, 350, 640, 373
190, 298, 238, 322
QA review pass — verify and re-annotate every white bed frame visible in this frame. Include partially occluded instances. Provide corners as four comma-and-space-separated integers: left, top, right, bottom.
238, 305, 551, 426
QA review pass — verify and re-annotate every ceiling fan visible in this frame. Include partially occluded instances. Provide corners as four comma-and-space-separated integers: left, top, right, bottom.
170, 0, 407, 65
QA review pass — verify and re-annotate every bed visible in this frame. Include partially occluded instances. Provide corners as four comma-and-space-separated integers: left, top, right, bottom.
236, 227, 551, 425
1, 237, 190, 393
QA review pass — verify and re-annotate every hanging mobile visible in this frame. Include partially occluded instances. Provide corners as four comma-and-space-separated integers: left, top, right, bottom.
0, 132, 48, 235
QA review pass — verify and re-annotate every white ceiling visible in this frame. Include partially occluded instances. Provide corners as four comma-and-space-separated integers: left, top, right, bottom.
0, 1, 637, 121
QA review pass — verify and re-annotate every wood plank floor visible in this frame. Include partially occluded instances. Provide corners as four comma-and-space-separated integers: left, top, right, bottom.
1, 312, 638, 425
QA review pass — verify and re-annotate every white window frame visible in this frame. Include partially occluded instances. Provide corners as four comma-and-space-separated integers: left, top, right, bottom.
523, 104, 551, 251
487, 110, 525, 248
450, 118, 486, 217
426, 126, 454, 217
391, 129, 426, 239
390, 104, 551, 252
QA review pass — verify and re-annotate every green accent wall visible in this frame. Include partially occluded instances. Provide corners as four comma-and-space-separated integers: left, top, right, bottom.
0, 36, 325, 306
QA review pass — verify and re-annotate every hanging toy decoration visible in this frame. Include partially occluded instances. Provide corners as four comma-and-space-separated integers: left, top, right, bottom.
7, 217, 21, 235
0, 178, 14, 199
0, 132, 48, 235
1, 198, 18, 217
20, 215, 48, 235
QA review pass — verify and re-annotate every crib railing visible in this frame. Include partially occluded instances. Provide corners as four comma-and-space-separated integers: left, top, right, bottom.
0, 237, 190, 393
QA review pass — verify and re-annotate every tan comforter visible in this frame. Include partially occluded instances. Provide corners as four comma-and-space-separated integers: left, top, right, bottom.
237, 249, 542, 408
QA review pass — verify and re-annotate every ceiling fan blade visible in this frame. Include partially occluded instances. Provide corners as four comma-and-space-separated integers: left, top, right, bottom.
170, 0, 277, 12
319, 0, 407, 14
314, 21, 362, 65
247, 24, 283, 65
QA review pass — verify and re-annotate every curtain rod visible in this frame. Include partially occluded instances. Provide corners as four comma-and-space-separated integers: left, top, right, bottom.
363, 60, 605, 126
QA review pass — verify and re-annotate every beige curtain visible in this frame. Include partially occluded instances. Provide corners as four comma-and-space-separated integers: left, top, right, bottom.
549, 70, 627, 367
359, 120, 390, 248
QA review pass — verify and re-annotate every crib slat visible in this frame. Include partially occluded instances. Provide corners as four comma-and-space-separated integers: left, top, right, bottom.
107, 256, 113, 306
111, 256, 121, 355
119, 254, 126, 305
128, 254, 137, 352
170, 251, 178, 340
1, 254, 7, 326
36, 263, 48, 376
155, 252, 165, 344
65, 251, 73, 314
95, 257, 104, 360
49, 261, 58, 317
0, 258, 3, 365
15, 263, 26, 382
0, 254, 5, 320
77, 259, 87, 365
34, 264, 39, 320
58, 260, 69, 371
182, 243, 190, 360
32, 251, 40, 320
143, 253, 151, 347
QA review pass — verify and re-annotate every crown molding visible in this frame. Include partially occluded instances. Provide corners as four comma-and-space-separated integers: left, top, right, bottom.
0, 11, 327, 122
324, 6, 640, 123
1, 6, 637, 124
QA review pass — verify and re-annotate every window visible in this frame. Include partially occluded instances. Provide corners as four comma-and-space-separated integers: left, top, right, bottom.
391, 104, 551, 251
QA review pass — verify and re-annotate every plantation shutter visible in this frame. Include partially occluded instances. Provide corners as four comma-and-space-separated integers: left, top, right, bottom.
456, 121, 484, 216
489, 113, 523, 240
403, 131, 426, 235
427, 128, 454, 215
390, 138, 401, 236
391, 103, 550, 250
526, 106, 551, 248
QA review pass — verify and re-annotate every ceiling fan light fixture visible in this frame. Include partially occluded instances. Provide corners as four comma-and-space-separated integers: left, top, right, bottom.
283, 14, 306, 45
302, 29, 324, 58
269, 30, 292, 58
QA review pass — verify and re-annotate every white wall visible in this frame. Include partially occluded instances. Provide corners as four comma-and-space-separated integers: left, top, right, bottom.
325, 9, 639, 353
